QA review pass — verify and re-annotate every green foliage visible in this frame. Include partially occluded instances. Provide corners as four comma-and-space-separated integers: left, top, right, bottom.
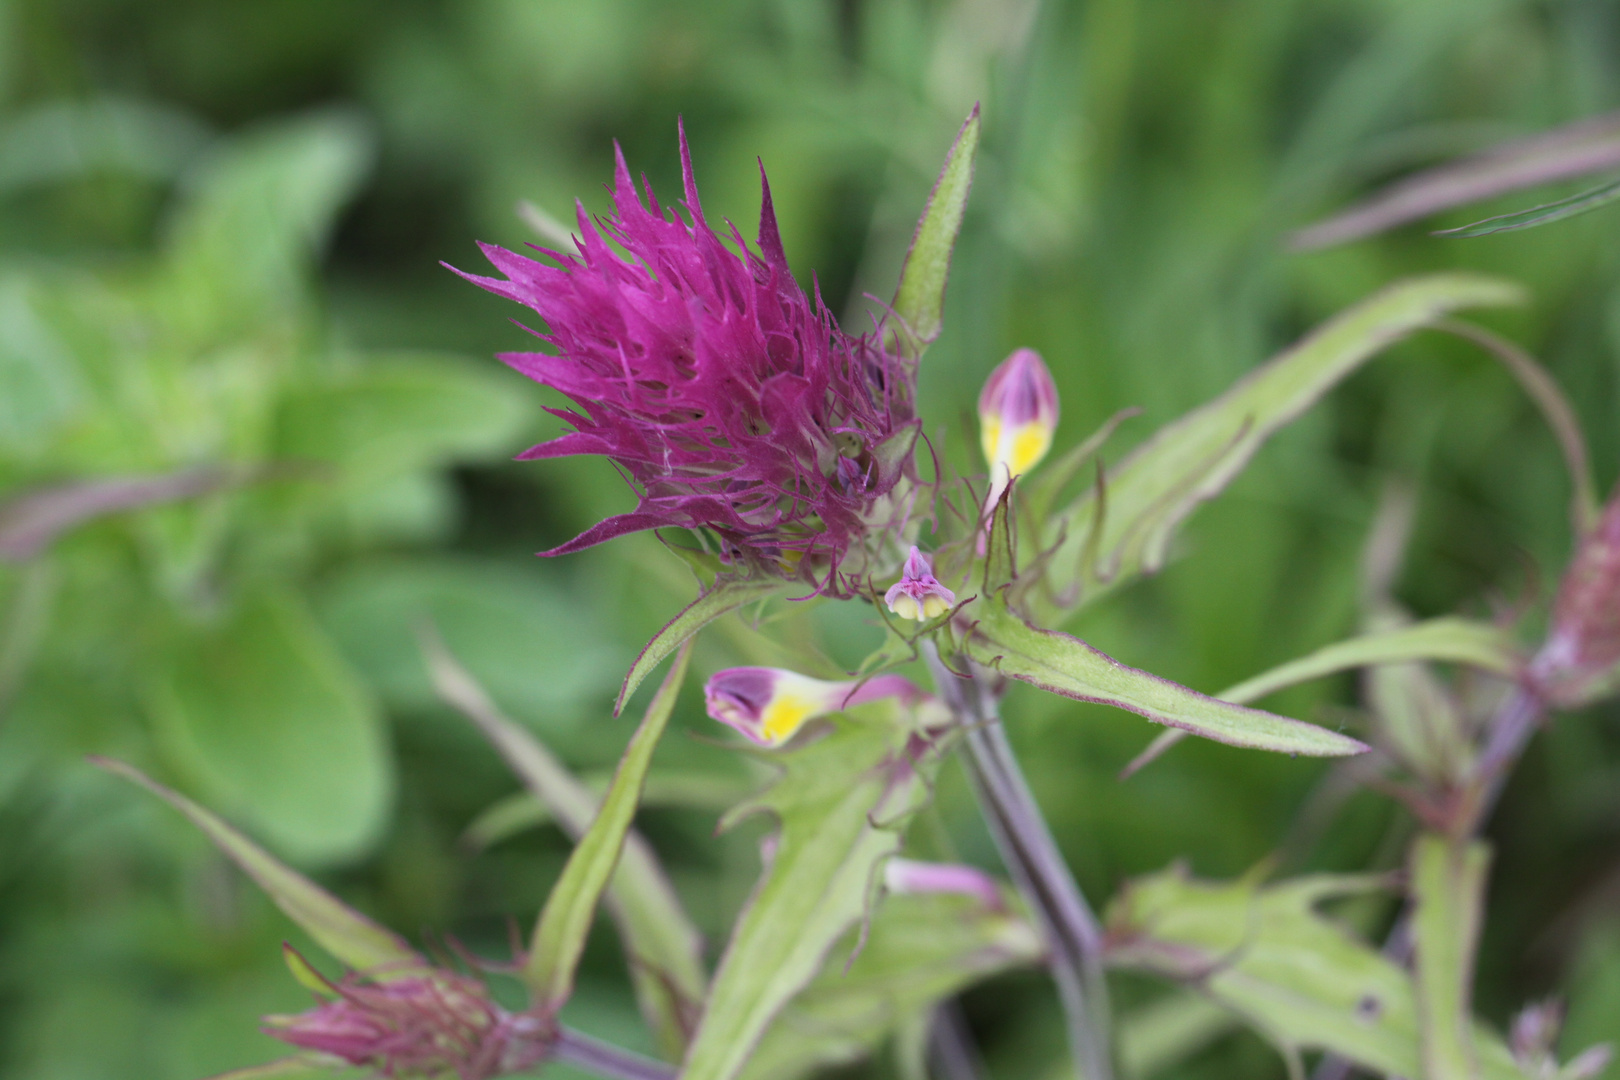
742, 891, 1042, 1080
683, 710, 940, 1080
969, 589, 1366, 756
887, 105, 980, 359
524, 642, 694, 1024
616, 578, 787, 715
1410, 834, 1492, 1080
1103, 864, 1523, 1080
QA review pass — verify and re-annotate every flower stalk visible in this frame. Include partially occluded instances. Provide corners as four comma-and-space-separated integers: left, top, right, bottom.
921, 641, 1115, 1080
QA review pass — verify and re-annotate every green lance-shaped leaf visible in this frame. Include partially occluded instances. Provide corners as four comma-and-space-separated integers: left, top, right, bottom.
1042, 274, 1525, 617
1436, 174, 1620, 238
886, 105, 981, 360
1411, 834, 1493, 1080
91, 757, 423, 977
1219, 617, 1520, 704
1103, 864, 1524, 1080
740, 890, 1043, 1080
967, 591, 1367, 757
1123, 616, 1517, 776
526, 640, 694, 1013
617, 577, 786, 715
680, 713, 939, 1080
425, 634, 706, 1055
1117, 992, 1237, 1080
461, 772, 753, 852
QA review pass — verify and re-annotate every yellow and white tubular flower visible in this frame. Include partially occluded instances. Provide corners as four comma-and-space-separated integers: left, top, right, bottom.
977, 347, 1060, 541
702, 668, 925, 748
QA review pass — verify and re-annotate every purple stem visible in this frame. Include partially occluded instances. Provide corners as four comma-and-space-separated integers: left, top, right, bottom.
551, 1027, 677, 1080
922, 642, 1115, 1080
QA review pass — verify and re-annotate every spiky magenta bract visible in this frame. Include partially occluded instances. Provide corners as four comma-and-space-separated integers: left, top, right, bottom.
454, 124, 919, 594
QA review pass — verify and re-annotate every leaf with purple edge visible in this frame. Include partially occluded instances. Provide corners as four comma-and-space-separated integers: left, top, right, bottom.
617, 577, 787, 715
886, 106, 981, 361
91, 757, 424, 978
1040, 274, 1525, 618
966, 593, 1367, 757
526, 641, 694, 1015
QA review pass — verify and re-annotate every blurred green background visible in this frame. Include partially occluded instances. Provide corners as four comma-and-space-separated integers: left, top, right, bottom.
0, 1, 1617, 1077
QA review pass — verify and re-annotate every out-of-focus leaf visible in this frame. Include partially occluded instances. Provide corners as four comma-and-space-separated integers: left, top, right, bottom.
144, 589, 392, 865
0, 274, 87, 453
92, 758, 422, 977
1411, 834, 1492, 1080
425, 634, 705, 1056
165, 109, 375, 326
617, 577, 787, 715
460, 771, 755, 852
0, 468, 236, 561
1218, 616, 1520, 704
316, 557, 621, 729
1289, 110, 1620, 249
1103, 864, 1522, 1079
681, 711, 940, 1080
740, 891, 1043, 1080
525, 641, 693, 1014
1436, 174, 1620, 237
1116, 992, 1236, 1079
0, 95, 211, 191
274, 353, 534, 485
968, 592, 1367, 757
1041, 275, 1524, 616
886, 105, 980, 359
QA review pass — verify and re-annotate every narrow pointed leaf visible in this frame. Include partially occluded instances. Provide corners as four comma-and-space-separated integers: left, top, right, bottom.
426, 635, 706, 1053
1043, 275, 1524, 616
887, 105, 980, 358
1411, 834, 1492, 1080
1217, 617, 1519, 705
1434, 174, 1620, 237
681, 714, 939, 1080
526, 641, 694, 1013
617, 578, 786, 715
968, 595, 1366, 756
1288, 110, 1620, 249
92, 757, 422, 976
461, 772, 753, 852
1124, 616, 1516, 775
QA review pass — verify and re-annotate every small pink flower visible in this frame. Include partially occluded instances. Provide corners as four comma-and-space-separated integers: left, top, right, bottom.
979, 348, 1060, 483
883, 546, 957, 622
704, 667, 923, 747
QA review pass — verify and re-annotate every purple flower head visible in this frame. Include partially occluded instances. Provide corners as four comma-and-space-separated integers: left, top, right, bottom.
883, 546, 957, 622
265, 970, 547, 1080
1531, 488, 1620, 706
703, 666, 924, 747
454, 124, 920, 594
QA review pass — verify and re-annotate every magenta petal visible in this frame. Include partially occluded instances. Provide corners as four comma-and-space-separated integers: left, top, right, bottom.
538, 512, 670, 557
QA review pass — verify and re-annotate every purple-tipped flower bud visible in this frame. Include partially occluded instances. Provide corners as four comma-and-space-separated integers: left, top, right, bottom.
704, 667, 923, 747
883, 858, 1006, 911
884, 546, 957, 621
264, 972, 545, 1080
1531, 491, 1620, 706
979, 348, 1059, 486
453, 125, 920, 595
